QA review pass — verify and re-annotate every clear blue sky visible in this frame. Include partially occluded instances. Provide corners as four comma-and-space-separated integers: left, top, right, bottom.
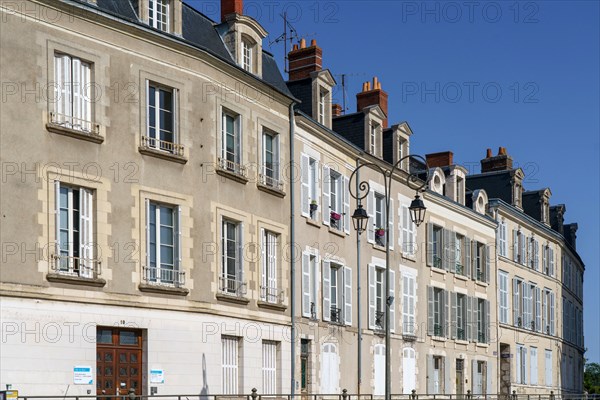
192, 0, 600, 362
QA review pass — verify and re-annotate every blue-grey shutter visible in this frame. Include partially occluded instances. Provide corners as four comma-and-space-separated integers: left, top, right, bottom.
466, 295, 473, 341
451, 292, 457, 339
485, 244, 490, 283
427, 286, 434, 336
427, 355, 434, 394
465, 238, 471, 279
344, 266, 352, 325
487, 361, 494, 394
485, 300, 490, 343
322, 260, 331, 321
322, 166, 330, 226
427, 223, 433, 267
444, 290, 450, 338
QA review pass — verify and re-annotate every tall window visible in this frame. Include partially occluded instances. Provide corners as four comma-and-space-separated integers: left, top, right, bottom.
53, 53, 92, 132
474, 242, 486, 281
429, 224, 443, 269
146, 201, 180, 286
221, 110, 242, 172
401, 203, 417, 256
221, 219, 244, 296
149, 0, 169, 31
241, 38, 253, 72
429, 287, 446, 337
146, 82, 178, 153
455, 234, 465, 275
328, 171, 343, 230
513, 230, 527, 265
261, 129, 280, 188
328, 263, 343, 323
543, 244, 555, 276
370, 122, 379, 155
456, 293, 467, 340
545, 349, 553, 386
302, 252, 319, 318
374, 193, 386, 246
55, 183, 94, 277
498, 220, 507, 257
318, 89, 327, 124
476, 298, 489, 343
261, 230, 278, 303
427, 355, 444, 394
402, 273, 416, 335
498, 271, 509, 324
301, 155, 319, 219
516, 344, 527, 384
222, 336, 240, 394
530, 347, 538, 385
262, 341, 277, 393
369, 264, 394, 331
300, 339, 311, 392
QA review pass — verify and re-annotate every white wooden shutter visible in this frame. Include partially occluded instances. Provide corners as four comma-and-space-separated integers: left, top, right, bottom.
260, 229, 267, 300
54, 54, 72, 122
442, 229, 450, 271
487, 361, 494, 395
368, 264, 376, 329
466, 296, 473, 341
516, 346, 522, 384
485, 299, 490, 343
535, 286, 542, 332
343, 176, 350, 234
426, 355, 434, 394
367, 189, 375, 243
427, 286, 434, 335
451, 292, 457, 339
549, 247, 555, 276
550, 291, 555, 335
268, 233, 277, 300
389, 269, 396, 333
400, 203, 409, 252
322, 165, 330, 225
472, 360, 478, 394
465, 237, 471, 279
321, 344, 331, 393
374, 345, 385, 395
513, 229, 518, 262
513, 278, 519, 326
443, 356, 452, 394
235, 115, 242, 165
79, 188, 93, 277
302, 252, 311, 317
388, 198, 394, 250
545, 350, 553, 386
322, 260, 331, 321
176, 206, 182, 275
301, 154, 310, 217
444, 290, 450, 338
534, 239, 539, 271
528, 236, 533, 268
344, 266, 352, 325
262, 341, 277, 394
79, 61, 91, 130
426, 223, 433, 267
521, 234, 527, 266
531, 347, 538, 385
402, 348, 416, 394
222, 337, 239, 394
237, 223, 244, 284
485, 245, 490, 283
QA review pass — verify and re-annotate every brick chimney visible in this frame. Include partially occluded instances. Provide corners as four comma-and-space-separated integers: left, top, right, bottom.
287, 39, 322, 81
426, 151, 454, 168
332, 103, 342, 117
221, 0, 243, 21
357, 77, 388, 127
481, 147, 514, 173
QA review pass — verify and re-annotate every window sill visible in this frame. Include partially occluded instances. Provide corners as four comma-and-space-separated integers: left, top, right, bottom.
46, 123, 104, 144
257, 182, 286, 198
328, 227, 346, 238
305, 217, 321, 228
257, 300, 287, 311
475, 281, 489, 288
476, 342, 490, 348
373, 244, 386, 252
47, 273, 106, 287
216, 167, 249, 184
401, 253, 417, 262
138, 283, 189, 296
216, 292, 250, 305
138, 146, 187, 164
455, 339, 470, 345
430, 266, 447, 275
454, 274, 469, 281
431, 335, 447, 342
402, 333, 418, 341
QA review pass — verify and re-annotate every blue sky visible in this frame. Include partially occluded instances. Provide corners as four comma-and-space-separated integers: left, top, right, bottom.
192, 0, 599, 362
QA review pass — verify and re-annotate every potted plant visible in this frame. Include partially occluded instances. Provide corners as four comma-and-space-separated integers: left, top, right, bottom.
310, 200, 318, 213
375, 227, 386, 237
330, 211, 342, 221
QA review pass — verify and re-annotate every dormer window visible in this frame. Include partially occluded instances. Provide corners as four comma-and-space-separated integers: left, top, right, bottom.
514, 183, 522, 208
149, 0, 169, 32
241, 37, 253, 72
318, 89, 328, 125
542, 201, 549, 224
370, 122, 379, 155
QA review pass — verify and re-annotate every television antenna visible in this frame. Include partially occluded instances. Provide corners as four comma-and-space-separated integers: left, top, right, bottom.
269, 13, 315, 73
334, 72, 366, 114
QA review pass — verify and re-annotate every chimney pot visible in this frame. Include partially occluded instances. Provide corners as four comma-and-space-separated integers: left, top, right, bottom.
332, 103, 343, 117
498, 146, 507, 156
481, 147, 513, 173
287, 38, 323, 80
311, 39, 317, 47
486, 148, 492, 158
300, 38, 306, 48
373, 76, 379, 88
293, 44, 298, 51
221, 0, 243, 21
356, 77, 388, 127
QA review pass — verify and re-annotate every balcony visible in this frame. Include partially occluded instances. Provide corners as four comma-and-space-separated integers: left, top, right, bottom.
478, 332, 486, 343
457, 327, 466, 341
217, 275, 249, 304
330, 306, 343, 324
433, 255, 442, 269
139, 135, 187, 163
257, 173, 285, 197
139, 266, 188, 296
258, 286, 286, 311
216, 157, 248, 183
375, 311, 385, 331
47, 112, 103, 143
47, 254, 105, 287
455, 263, 464, 275
434, 323, 444, 337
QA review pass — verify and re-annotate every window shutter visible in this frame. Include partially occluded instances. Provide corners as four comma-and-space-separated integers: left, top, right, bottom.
523, 347, 528, 384
301, 154, 310, 217
471, 296, 478, 342
465, 238, 471, 279
344, 266, 352, 325
237, 223, 244, 284
367, 190, 375, 243
535, 287, 541, 332
235, 115, 242, 165
470, 240, 476, 280
550, 292, 555, 335
513, 278, 519, 326
302, 252, 311, 317
472, 360, 478, 394
448, 231, 456, 272
486, 361, 494, 395
534, 239, 539, 271
451, 292, 457, 339
427, 355, 434, 394
543, 245, 548, 274
485, 244, 490, 283
368, 264, 376, 329
545, 350, 553, 386
322, 166, 331, 225
466, 296, 473, 341
400, 204, 409, 252
442, 229, 449, 271
260, 229, 267, 300
527, 236, 533, 268
443, 356, 452, 394
485, 299, 490, 343
516, 347, 522, 384
426, 223, 433, 267
343, 176, 350, 234
79, 188, 92, 276
444, 290, 450, 338
55, 54, 72, 121
427, 285, 434, 336
513, 229, 518, 262
521, 234, 527, 266
322, 260, 331, 321
389, 269, 396, 333
542, 290, 548, 332
549, 247, 555, 276
531, 347, 538, 385
388, 198, 394, 250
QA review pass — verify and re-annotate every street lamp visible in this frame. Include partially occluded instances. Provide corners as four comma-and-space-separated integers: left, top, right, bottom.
349, 155, 430, 400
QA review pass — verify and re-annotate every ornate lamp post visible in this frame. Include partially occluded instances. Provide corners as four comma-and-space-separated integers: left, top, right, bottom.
349, 155, 429, 400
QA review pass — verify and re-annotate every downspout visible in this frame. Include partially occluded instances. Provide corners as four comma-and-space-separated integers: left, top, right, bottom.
289, 102, 297, 396
356, 159, 362, 394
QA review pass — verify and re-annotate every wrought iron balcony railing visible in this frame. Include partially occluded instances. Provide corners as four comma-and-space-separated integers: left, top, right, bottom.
330, 306, 342, 324
218, 157, 246, 177
260, 285, 283, 304
51, 254, 101, 279
219, 275, 247, 297
49, 112, 98, 135
258, 173, 284, 192
143, 266, 185, 287
375, 311, 385, 330
140, 135, 184, 156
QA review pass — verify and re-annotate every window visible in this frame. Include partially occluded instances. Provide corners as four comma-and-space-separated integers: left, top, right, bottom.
514, 182, 522, 208
53, 53, 93, 133
301, 252, 319, 318
145, 201, 182, 286
513, 230, 527, 266
402, 273, 416, 335
545, 349, 553, 386
328, 171, 343, 230
402, 348, 416, 394
322, 167, 350, 232
455, 234, 466, 275
476, 298, 490, 343
261, 230, 279, 303
456, 293, 467, 340
543, 244, 554, 276
456, 176, 465, 204
149, 0, 169, 31
427, 355, 444, 394
54, 182, 96, 278
498, 271, 509, 324
261, 129, 281, 189
318, 89, 328, 125
301, 155, 319, 219
400, 203, 417, 256
221, 219, 245, 296
323, 261, 351, 325
262, 341, 277, 393
498, 220, 507, 257
220, 110, 243, 174
241, 38, 253, 72
428, 286, 447, 337
516, 344, 527, 384
428, 224, 443, 269
474, 242, 486, 281
374, 193, 386, 246
222, 336, 240, 394
144, 82, 182, 155
370, 122, 379, 155
300, 339, 311, 392
530, 347, 538, 385
529, 237, 540, 271
369, 265, 394, 331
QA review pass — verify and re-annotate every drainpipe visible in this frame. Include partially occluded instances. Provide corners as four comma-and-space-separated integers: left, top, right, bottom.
289, 103, 297, 396
356, 159, 362, 394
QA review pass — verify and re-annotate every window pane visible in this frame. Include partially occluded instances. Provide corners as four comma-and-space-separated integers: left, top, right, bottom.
97, 329, 113, 344
119, 331, 138, 345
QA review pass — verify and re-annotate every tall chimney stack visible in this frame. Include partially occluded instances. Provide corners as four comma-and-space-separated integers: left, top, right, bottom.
356, 77, 389, 128
481, 146, 514, 173
287, 38, 323, 81
221, 0, 243, 21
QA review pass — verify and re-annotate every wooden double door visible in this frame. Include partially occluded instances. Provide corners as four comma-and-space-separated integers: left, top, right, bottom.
96, 328, 143, 395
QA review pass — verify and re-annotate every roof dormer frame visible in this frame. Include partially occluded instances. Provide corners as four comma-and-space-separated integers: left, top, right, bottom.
221, 14, 268, 77
311, 69, 336, 129
363, 105, 386, 158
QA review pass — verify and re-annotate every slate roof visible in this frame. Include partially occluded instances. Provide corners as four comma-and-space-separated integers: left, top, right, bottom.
72, 0, 293, 99
466, 170, 515, 204
522, 190, 547, 222
382, 128, 394, 164
332, 112, 366, 150
286, 79, 314, 117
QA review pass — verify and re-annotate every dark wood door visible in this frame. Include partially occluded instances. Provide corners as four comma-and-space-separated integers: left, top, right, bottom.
96, 328, 142, 395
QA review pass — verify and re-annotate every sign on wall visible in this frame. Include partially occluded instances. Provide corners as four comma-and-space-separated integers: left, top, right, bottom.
150, 369, 164, 384
73, 366, 93, 385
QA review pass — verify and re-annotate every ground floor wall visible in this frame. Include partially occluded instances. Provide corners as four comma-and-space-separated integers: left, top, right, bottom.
0, 297, 292, 396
